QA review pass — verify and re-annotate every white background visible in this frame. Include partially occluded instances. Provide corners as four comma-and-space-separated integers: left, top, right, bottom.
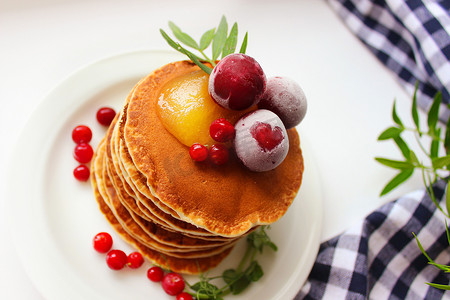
0, 0, 425, 299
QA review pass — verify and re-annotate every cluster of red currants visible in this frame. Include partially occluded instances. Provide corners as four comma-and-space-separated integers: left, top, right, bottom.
189, 118, 235, 165
94, 232, 192, 299
72, 107, 116, 181
93, 232, 144, 270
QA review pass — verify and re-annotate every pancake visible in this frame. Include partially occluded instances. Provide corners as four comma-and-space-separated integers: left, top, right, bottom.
91, 146, 234, 274
91, 59, 304, 274
123, 61, 304, 237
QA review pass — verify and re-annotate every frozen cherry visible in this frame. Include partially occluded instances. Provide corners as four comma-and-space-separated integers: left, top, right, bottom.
189, 143, 208, 162
147, 266, 164, 282
127, 252, 144, 269
258, 76, 307, 129
72, 125, 92, 144
161, 272, 185, 296
234, 109, 289, 172
96, 107, 116, 126
177, 292, 193, 300
73, 165, 90, 181
210, 118, 235, 142
106, 249, 127, 270
209, 144, 229, 165
73, 143, 94, 163
209, 53, 266, 111
93, 232, 113, 253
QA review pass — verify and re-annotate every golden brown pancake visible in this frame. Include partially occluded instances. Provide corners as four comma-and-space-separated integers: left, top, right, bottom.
91, 60, 304, 274
123, 61, 304, 237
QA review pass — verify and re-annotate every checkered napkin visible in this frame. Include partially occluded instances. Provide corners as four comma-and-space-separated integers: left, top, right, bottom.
296, 179, 449, 299
326, 0, 450, 120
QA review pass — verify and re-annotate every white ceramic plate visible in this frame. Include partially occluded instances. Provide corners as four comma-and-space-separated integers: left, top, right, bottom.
7, 50, 323, 300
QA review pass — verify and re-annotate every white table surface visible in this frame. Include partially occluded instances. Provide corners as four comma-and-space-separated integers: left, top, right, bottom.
0, 0, 425, 299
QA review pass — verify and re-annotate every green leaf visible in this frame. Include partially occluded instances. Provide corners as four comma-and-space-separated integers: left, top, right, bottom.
378, 127, 403, 140
445, 111, 450, 155
239, 32, 248, 54
222, 22, 238, 58
447, 187, 450, 219
190, 280, 220, 297
375, 158, 414, 169
446, 220, 450, 244
380, 168, 414, 196
430, 128, 441, 159
427, 92, 442, 135
199, 28, 215, 50
180, 47, 213, 74
246, 261, 263, 282
393, 136, 411, 159
412, 82, 420, 134
247, 226, 278, 253
223, 269, 250, 295
212, 16, 228, 61
168, 21, 199, 49
408, 150, 419, 164
426, 282, 450, 290
432, 155, 450, 169
392, 100, 403, 127
160, 29, 212, 74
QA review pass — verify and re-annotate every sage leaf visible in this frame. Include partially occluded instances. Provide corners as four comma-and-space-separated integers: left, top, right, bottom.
380, 168, 414, 196
212, 16, 228, 61
168, 21, 199, 49
432, 155, 450, 169
394, 136, 411, 159
378, 127, 403, 140
180, 47, 213, 74
375, 158, 414, 169
239, 32, 248, 54
222, 22, 238, 58
199, 28, 215, 50
392, 100, 403, 127
427, 92, 441, 136
412, 82, 420, 134
160, 29, 202, 61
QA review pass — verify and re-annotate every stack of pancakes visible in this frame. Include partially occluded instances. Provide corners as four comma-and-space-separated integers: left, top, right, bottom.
91, 60, 304, 274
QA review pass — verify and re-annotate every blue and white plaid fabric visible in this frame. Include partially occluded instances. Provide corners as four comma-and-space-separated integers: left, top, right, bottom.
296, 180, 449, 299
327, 0, 450, 120
296, 1, 450, 298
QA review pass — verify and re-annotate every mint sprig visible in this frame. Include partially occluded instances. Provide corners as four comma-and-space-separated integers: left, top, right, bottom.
186, 226, 276, 299
376, 84, 450, 290
160, 16, 248, 75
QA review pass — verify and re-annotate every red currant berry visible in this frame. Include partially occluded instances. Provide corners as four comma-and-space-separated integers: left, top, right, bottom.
96, 107, 116, 126
72, 125, 92, 144
73, 143, 94, 163
73, 165, 90, 181
209, 144, 229, 165
147, 266, 164, 282
127, 251, 144, 269
177, 292, 193, 300
189, 143, 208, 162
161, 272, 185, 296
210, 118, 235, 142
106, 249, 127, 270
93, 232, 113, 253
